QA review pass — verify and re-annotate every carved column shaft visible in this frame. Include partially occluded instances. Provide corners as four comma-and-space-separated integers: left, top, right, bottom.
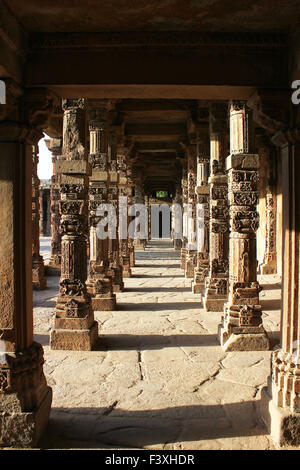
106, 129, 124, 291
47, 138, 63, 271
0, 85, 52, 447
51, 99, 98, 350
204, 103, 229, 311
86, 104, 116, 310
32, 144, 47, 289
117, 150, 132, 278
185, 145, 197, 278
180, 166, 188, 269
219, 101, 269, 351
193, 130, 210, 294
133, 167, 147, 250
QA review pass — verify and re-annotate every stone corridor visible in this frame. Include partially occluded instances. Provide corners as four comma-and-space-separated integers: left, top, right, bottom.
33, 238, 281, 450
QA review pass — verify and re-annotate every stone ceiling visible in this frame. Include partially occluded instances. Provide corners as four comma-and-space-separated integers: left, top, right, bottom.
3, 0, 300, 34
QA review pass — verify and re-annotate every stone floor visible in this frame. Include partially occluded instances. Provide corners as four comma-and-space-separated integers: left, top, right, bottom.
34, 238, 282, 450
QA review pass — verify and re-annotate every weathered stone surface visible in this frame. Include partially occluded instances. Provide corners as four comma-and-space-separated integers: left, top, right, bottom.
34, 238, 280, 449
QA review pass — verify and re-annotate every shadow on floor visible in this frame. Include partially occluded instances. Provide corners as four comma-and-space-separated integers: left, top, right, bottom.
96, 333, 219, 350
260, 283, 281, 291
39, 400, 268, 449
124, 287, 191, 293
260, 298, 282, 311
118, 302, 201, 311
135, 263, 180, 269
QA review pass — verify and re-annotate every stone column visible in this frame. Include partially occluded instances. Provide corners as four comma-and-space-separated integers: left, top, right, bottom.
204, 103, 229, 311
193, 130, 210, 294
219, 101, 269, 351
0, 87, 52, 446
127, 165, 135, 267
117, 150, 132, 278
106, 128, 124, 292
47, 138, 63, 272
51, 99, 98, 350
257, 136, 278, 274
86, 103, 116, 311
260, 132, 300, 446
185, 145, 197, 278
180, 166, 188, 269
133, 167, 147, 250
32, 144, 47, 290
172, 183, 182, 251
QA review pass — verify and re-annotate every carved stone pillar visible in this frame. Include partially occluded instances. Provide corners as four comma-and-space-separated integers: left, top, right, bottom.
0, 85, 52, 446
127, 165, 135, 267
260, 132, 300, 446
181, 166, 188, 269
51, 99, 98, 350
172, 183, 182, 251
32, 144, 47, 290
219, 101, 269, 351
193, 129, 210, 294
86, 103, 116, 311
47, 138, 63, 272
117, 151, 132, 278
204, 103, 229, 311
106, 129, 124, 292
257, 137, 278, 274
133, 168, 147, 250
185, 145, 197, 278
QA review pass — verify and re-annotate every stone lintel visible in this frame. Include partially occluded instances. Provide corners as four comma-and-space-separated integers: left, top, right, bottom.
56, 160, 92, 175
226, 153, 259, 171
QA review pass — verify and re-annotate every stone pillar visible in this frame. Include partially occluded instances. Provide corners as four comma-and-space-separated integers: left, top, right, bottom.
51, 99, 98, 350
39, 184, 51, 236
219, 101, 269, 351
204, 103, 229, 311
257, 137, 278, 275
133, 168, 147, 250
117, 151, 132, 278
185, 145, 197, 278
260, 132, 300, 446
32, 144, 47, 290
0, 88, 52, 446
86, 103, 116, 311
106, 128, 124, 292
172, 183, 182, 251
180, 166, 188, 269
127, 166, 135, 267
47, 138, 63, 272
193, 130, 210, 294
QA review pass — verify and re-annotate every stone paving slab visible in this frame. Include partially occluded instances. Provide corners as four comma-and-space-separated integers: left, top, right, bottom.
35, 238, 281, 450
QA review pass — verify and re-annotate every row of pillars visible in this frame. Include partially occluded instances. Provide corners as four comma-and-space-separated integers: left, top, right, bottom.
0, 94, 299, 447
180, 102, 275, 352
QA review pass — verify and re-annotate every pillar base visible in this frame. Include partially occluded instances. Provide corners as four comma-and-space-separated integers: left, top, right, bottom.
259, 385, 300, 447
0, 386, 52, 448
204, 296, 227, 312
192, 282, 204, 294
218, 324, 270, 351
122, 268, 132, 278
260, 261, 277, 275
50, 321, 99, 351
91, 295, 116, 311
113, 282, 124, 292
